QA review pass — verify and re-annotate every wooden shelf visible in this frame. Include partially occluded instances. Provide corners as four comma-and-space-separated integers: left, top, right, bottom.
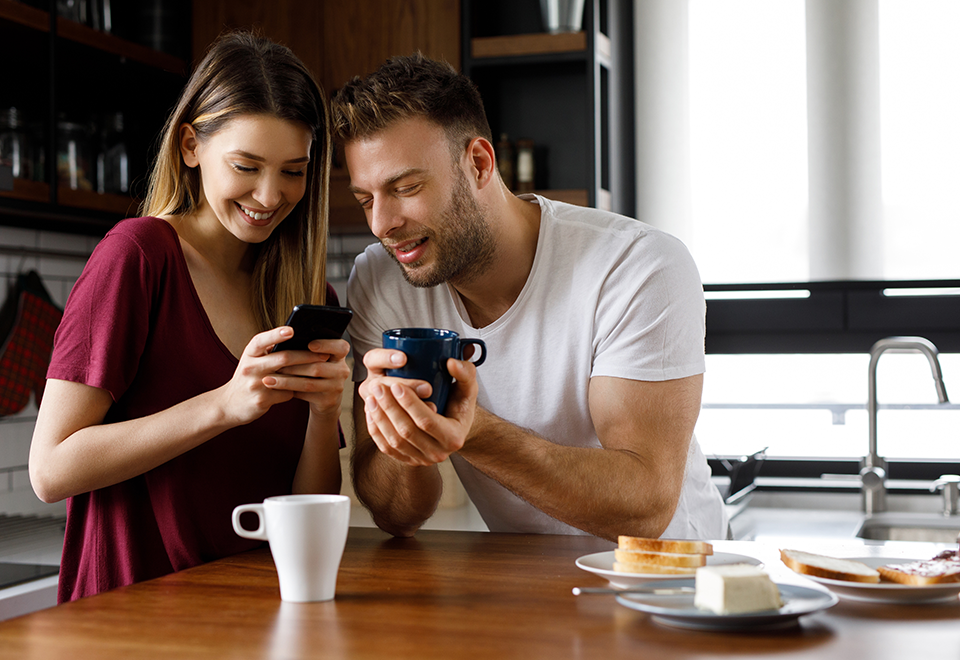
471, 31, 586, 59
528, 189, 589, 207
56, 17, 186, 73
0, 178, 49, 203
57, 188, 139, 216
0, 0, 48, 32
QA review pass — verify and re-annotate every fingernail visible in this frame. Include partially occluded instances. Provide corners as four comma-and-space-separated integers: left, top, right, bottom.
390, 352, 404, 365
366, 396, 378, 411
415, 384, 431, 397
391, 383, 405, 398
372, 384, 383, 398
280, 327, 293, 337
263, 377, 277, 387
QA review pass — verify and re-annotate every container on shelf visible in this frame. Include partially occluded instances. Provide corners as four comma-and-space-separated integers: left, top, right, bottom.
496, 133, 515, 190
539, 0, 585, 34
96, 111, 129, 194
515, 138, 535, 193
57, 118, 95, 192
0, 108, 42, 182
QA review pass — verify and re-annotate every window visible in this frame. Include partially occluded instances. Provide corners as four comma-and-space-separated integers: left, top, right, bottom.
635, 0, 960, 471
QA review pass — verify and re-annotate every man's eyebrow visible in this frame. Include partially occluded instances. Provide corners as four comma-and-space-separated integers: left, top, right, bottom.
347, 168, 427, 195
227, 150, 310, 164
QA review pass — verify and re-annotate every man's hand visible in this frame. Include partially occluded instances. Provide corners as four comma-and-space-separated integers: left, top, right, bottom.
358, 348, 479, 466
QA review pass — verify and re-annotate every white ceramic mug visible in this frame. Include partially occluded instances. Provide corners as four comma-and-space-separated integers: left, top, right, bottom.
232, 494, 350, 602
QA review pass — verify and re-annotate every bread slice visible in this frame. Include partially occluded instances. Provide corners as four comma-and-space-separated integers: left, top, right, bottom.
878, 559, 960, 585
780, 549, 880, 583
618, 536, 714, 556
614, 548, 708, 568
613, 561, 699, 575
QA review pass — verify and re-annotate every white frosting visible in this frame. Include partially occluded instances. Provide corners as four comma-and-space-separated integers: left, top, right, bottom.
694, 564, 783, 615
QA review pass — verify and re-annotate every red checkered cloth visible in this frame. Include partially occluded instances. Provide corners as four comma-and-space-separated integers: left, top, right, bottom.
0, 274, 63, 416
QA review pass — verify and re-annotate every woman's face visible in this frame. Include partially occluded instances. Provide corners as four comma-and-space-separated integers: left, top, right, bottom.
181, 114, 313, 244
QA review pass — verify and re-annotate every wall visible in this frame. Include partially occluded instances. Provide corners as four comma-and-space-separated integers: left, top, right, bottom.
0, 226, 97, 518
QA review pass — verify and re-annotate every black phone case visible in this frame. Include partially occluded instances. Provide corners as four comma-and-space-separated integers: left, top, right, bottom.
271, 304, 353, 352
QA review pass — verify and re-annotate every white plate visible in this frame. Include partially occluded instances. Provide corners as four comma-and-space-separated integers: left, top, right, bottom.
616, 578, 839, 631
576, 550, 762, 588
800, 556, 960, 604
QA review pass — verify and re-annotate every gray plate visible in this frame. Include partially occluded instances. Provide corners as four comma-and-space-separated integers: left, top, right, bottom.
616, 578, 839, 631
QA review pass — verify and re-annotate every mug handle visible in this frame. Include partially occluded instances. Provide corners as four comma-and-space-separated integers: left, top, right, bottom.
232, 503, 268, 541
458, 338, 487, 367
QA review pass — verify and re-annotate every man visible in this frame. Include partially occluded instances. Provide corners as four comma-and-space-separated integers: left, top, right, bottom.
332, 53, 728, 542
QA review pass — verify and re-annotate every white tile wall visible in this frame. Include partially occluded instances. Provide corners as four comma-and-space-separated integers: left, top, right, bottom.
0, 225, 95, 518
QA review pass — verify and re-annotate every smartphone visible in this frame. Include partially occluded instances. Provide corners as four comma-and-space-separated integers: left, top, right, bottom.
271, 304, 353, 352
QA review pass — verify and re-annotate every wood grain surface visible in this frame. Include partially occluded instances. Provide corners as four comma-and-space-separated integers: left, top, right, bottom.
0, 528, 958, 659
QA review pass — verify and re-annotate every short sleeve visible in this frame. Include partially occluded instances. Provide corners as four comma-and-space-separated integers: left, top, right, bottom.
48, 226, 161, 401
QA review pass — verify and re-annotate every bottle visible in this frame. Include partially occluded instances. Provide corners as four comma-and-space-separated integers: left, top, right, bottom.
496, 133, 515, 190
515, 138, 535, 193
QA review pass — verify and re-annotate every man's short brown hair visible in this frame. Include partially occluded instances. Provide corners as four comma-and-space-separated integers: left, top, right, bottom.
331, 52, 492, 159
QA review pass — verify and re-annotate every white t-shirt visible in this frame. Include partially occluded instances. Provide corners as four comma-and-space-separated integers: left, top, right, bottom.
347, 195, 728, 540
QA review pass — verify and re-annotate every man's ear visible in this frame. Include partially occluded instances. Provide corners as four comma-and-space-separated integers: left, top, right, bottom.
179, 123, 200, 168
464, 137, 497, 190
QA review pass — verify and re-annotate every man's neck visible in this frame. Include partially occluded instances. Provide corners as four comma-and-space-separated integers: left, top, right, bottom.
452, 193, 541, 328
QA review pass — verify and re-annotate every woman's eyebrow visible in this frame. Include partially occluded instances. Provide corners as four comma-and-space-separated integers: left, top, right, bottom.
227, 150, 310, 164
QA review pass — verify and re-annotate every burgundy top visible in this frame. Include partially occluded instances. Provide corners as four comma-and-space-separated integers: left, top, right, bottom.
48, 217, 339, 602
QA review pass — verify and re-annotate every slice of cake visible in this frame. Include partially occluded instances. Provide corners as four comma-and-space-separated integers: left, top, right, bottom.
694, 564, 783, 615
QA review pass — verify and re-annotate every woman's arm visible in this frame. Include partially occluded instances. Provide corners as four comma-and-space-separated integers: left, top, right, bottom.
29, 325, 314, 502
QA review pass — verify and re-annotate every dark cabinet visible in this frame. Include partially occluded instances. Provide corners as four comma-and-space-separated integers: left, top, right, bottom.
0, 0, 188, 235
461, 0, 634, 216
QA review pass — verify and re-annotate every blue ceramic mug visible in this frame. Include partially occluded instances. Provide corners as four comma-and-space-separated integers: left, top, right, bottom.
382, 328, 487, 415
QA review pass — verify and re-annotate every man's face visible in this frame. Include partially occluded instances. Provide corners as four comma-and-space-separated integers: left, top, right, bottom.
344, 117, 495, 288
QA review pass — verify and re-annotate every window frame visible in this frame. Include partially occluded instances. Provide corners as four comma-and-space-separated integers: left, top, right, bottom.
704, 279, 960, 485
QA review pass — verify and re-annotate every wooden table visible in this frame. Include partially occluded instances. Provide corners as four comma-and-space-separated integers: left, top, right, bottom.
0, 528, 959, 659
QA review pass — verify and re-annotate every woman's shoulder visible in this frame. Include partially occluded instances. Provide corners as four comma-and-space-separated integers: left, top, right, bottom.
98, 216, 181, 258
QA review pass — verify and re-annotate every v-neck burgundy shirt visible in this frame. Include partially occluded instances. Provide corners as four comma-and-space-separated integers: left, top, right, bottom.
48, 217, 335, 602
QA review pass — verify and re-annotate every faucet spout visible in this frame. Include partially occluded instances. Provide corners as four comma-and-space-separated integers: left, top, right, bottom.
863, 336, 950, 515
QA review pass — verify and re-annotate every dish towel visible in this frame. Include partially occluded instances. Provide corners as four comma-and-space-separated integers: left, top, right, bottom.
0, 271, 63, 417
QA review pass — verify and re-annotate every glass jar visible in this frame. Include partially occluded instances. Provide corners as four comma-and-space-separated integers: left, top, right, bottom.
0, 108, 35, 181
57, 119, 95, 191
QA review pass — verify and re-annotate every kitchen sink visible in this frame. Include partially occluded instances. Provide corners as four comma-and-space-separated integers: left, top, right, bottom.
856, 512, 960, 543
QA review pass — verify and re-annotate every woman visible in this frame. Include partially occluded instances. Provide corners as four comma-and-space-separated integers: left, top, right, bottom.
28, 31, 350, 602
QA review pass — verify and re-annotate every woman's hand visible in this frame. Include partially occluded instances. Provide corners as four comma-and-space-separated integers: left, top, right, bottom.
267, 333, 351, 422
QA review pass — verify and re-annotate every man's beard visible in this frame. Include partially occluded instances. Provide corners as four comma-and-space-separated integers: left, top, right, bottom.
382, 170, 496, 289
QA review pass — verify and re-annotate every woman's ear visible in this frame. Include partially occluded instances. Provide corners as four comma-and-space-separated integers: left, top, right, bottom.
179, 123, 200, 168
465, 137, 497, 190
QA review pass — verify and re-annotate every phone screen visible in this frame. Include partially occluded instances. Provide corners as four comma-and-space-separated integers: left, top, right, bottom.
271, 304, 353, 352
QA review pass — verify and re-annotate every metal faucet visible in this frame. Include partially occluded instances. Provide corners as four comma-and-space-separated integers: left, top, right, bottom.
861, 337, 949, 515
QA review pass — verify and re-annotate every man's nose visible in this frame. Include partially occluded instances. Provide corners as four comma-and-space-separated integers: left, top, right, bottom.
368, 196, 404, 238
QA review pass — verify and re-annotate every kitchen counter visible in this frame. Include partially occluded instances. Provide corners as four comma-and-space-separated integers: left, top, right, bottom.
0, 527, 957, 659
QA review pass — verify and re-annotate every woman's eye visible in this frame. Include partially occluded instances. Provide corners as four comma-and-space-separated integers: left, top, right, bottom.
284, 170, 306, 178
232, 164, 256, 173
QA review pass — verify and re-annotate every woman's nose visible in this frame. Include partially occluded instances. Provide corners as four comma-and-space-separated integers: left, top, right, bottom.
253, 175, 284, 208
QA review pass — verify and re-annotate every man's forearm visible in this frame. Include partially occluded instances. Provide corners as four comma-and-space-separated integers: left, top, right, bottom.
351, 427, 444, 537
457, 408, 683, 541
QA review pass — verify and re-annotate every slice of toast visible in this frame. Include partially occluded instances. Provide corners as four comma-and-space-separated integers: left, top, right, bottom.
780, 549, 880, 583
614, 548, 708, 568
878, 559, 960, 585
612, 561, 699, 575
617, 535, 714, 556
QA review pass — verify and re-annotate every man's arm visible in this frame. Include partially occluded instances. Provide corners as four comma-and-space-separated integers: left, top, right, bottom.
456, 374, 702, 541
351, 386, 443, 537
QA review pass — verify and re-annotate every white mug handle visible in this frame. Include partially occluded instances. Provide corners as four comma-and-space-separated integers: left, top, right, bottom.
232, 503, 268, 541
